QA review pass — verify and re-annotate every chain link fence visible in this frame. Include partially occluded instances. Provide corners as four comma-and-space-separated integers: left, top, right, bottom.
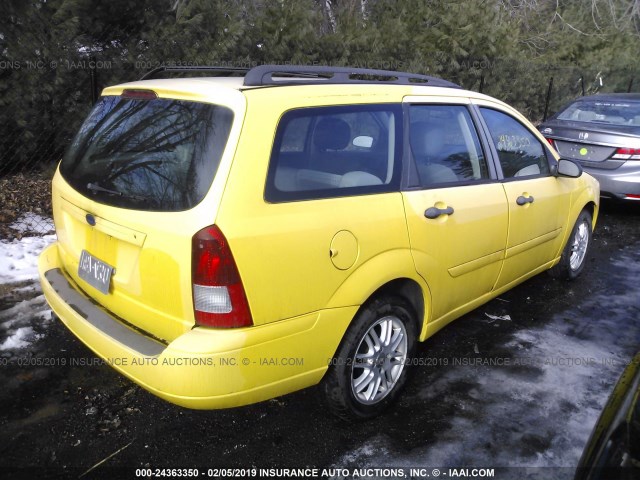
0, 69, 95, 239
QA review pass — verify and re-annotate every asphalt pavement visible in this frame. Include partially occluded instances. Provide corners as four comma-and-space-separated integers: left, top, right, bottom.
0, 200, 638, 480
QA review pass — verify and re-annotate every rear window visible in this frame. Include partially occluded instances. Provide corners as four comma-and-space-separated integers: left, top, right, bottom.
60, 95, 234, 211
265, 104, 402, 202
556, 99, 640, 126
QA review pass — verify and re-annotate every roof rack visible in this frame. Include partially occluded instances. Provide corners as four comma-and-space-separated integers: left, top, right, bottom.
138, 64, 460, 89
139, 66, 249, 80
243, 65, 460, 88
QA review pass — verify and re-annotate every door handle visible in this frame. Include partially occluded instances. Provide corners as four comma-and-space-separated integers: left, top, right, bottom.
516, 195, 534, 206
424, 205, 454, 219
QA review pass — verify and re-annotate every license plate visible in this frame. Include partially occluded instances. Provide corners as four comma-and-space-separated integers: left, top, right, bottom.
78, 250, 115, 294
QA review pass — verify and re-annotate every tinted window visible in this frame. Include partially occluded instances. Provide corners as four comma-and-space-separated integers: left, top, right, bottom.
480, 108, 550, 178
60, 95, 234, 211
557, 99, 640, 126
266, 105, 402, 202
409, 105, 488, 187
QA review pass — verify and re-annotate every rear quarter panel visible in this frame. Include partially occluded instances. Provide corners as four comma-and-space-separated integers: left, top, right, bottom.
215, 86, 424, 326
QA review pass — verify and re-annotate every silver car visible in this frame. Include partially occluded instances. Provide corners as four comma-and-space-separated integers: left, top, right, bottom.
539, 93, 640, 201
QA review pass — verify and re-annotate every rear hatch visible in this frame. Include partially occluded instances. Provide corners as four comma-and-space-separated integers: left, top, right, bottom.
540, 99, 640, 169
53, 82, 245, 342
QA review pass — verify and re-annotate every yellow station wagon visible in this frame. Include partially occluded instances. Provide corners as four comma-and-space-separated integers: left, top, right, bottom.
39, 65, 599, 420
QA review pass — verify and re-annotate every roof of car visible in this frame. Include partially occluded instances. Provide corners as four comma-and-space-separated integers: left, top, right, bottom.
104, 76, 498, 104
102, 77, 498, 101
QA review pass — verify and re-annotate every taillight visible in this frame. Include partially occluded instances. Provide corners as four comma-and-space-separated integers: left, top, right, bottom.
192, 225, 253, 328
544, 137, 555, 148
611, 147, 640, 160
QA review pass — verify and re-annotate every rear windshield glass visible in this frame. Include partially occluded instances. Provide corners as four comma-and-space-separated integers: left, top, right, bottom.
60, 95, 234, 211
556, 99, 640, 126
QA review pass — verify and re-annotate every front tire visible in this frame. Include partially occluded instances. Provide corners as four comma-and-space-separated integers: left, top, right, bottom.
549, 209, 593, 280
322, 295, 417, 421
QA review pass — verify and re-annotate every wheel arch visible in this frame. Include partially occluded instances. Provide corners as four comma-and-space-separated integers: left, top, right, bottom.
556, 187, 598, 260
324, 277, 429, 371
574, 176, 600, 231
583, 200, 598, 230
361, 278, 425, 332
325, 249, 431, 334
567, 199, 598, 242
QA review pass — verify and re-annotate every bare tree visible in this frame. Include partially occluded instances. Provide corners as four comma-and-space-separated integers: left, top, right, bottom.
324, 0, 336, 32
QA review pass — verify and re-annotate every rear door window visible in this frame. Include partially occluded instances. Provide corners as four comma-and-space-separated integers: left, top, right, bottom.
60, 95, 234, 211
265, 104, 402, 202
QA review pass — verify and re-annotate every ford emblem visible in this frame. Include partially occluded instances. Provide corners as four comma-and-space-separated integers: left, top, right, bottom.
86, 214, 96, 226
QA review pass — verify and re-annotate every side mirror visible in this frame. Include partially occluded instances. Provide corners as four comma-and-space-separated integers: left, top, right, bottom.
556, 159, 583, 178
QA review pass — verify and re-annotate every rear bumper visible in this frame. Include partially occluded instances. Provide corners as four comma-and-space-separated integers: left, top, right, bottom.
39, 243, 355, 409
584, 162, 640, 200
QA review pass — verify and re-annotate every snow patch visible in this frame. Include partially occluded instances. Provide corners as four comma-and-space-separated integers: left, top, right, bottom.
0, 294, 50, 352
0, 234, 56, 283
0, 326, 35, 350
1, 232, 56, 352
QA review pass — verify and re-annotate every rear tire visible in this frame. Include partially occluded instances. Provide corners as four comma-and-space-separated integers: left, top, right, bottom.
322, 295, 417, 421
549, 209, 592, 280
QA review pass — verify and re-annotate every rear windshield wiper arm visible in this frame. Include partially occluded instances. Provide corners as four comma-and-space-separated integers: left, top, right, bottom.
86, 182, 150, 201
87, 182, 123, 196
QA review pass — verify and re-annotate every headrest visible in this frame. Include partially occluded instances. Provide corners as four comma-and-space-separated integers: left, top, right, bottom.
313, 118, 351, 151
410, 121, 444, 158
576, 110, 596, 121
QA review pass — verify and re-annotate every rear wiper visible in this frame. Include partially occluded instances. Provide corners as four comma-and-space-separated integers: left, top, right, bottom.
86, 182, 150, 201
87, 182, 123, 196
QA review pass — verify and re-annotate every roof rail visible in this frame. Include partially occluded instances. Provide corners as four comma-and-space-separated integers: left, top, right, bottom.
137, 64, 460, 89
139, 66, 249, 80
243, 64, 460, 88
